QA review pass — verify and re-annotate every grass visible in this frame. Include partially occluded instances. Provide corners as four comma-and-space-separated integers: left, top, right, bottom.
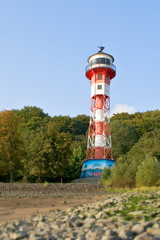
101, 187, 160, 222
104, 186, 160, 194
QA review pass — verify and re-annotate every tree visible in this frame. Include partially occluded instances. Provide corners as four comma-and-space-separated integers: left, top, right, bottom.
109, 128, 160, 187
111, 110, 160, 139
111, 120, 138, 159
50, 116, 73, 134
136, 155, 160, 187
15, 106, 49, 123
15, 106, 51, 181
72, 115, 89, 135
65, 145, 85, 180
27, 130, 53, 182
0, 110, 24, 182
47, 120, 72, 178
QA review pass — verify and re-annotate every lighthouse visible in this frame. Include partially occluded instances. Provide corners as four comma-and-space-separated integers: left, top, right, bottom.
81, 47, 116, 178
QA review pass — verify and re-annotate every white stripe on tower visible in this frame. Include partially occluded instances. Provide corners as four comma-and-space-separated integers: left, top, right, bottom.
91, 83, 110, 98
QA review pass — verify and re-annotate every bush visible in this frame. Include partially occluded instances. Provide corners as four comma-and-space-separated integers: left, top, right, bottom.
101, 167, 111, 183
108, 159, 132, 187
136, 155, 160, 187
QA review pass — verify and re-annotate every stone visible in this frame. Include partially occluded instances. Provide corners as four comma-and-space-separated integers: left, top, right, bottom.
70, 216, 80, 223
37, 221, 46, 229
85, 230, 97, 240
104, 229, 118, 237
65, 238, 75, 240
132, 224, 145, 234
83, 218, 95, 228
95, 229, 106, 237
141, 221, 154, 230
76, 236, 86, 240
96, 219, 108, 225
101, 235, 120, 240
65, 220, 73, 228
95, 222, 104, 228
153, 223, 160, 229
9, 232, 29, 239
134, 232, 155, 240
78, 214, 85, 219
118, 229, 133, 239
95, 211, 105, 219
86, 212, 95, 218
129, 211, 143, 216
75, 220, 83, 227
147, 227, 160, 237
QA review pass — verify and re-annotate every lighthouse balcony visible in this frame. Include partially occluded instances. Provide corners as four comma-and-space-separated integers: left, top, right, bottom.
85, 58, 116, 78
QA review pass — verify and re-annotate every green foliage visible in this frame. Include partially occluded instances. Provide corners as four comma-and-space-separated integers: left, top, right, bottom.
27, 131, 53, 182
1, 106, 160, 185
0, 107, 87, 182
50, 116, 73, 133
108, 156, 132, 187
72, 115, 89, 135
111, 110, 160, 138
136, 155, 160, 187
100, 167, 111, 183
15, 106, 49, 122
109, 128, 160, 187
46, 120, 72, 177
65, 145, 85, 180
0, 110, 24, 182
108, 110, 160, 188
111, 120, 138, 159
14, 106, 51, 182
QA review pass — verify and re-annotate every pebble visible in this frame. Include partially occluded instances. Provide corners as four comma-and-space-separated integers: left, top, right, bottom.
132, 224, 145, 234
0, 187, 160, 240
134, 232, 155, 240
118, 228, 133, 239
83, 218, 95, 228
0, 183, 106, 198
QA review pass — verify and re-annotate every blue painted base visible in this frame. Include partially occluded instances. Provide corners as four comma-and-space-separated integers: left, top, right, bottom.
81, 159, 115, 178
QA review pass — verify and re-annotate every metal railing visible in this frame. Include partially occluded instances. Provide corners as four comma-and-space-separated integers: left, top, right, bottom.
85, 62, 116, 73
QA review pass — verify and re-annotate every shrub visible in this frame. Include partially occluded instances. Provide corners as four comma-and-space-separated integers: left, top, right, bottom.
136, 155, 160, 187
101, 167, 111, 183
108, 159, 132, 187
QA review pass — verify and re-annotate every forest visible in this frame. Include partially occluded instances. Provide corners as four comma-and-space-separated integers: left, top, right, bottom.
0, 106, 160, 187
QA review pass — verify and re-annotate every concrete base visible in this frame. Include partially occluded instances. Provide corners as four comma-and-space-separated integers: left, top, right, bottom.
81, 159, 115, 178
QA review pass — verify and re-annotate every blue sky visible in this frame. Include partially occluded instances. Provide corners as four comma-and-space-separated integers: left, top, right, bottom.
0, 0, 160, 117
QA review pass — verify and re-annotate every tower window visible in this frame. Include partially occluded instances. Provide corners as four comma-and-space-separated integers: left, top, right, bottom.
106, 58, 110, 65
98, 74, 102, 79
99, 58, 105, 64
97, 84, 102, 90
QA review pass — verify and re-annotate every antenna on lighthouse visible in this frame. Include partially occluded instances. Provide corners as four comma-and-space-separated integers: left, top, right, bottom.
97, 46, 105, 52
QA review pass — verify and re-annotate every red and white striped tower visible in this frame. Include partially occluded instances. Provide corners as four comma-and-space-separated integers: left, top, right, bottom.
85, 47, 116, 161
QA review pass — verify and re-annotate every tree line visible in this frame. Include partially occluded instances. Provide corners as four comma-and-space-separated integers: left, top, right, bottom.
108, 110, 160, 187
0, 106, 160, 186
0, 107, 88, 182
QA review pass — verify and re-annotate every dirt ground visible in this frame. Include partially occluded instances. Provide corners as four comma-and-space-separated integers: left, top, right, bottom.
0, 195, 106, 225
